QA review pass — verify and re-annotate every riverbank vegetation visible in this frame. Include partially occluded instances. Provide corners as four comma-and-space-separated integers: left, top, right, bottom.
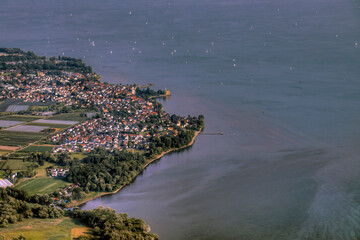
0, 188, 158, 240
66, 127, 200, 193
70, 207, 158, 240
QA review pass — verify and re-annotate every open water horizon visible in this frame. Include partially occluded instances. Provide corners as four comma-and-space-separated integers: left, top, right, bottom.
1, 0, 360, 239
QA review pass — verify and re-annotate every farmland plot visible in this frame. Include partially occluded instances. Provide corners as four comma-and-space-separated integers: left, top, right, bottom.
0, 120, 24, 127
33, 119, 78, 125
6, 105, 29, 112
5, 125, 48, 132
0, 131, 45, 146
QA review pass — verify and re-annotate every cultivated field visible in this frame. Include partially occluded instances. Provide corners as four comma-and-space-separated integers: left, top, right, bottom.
20, 145, 55, 153
0, 146, 19, 151
0, 99, 25, 112
4, 125, 48, 132
15, 177, 71, 194
25, 122, 70, 129
0, 131, 45, 146
0, 145, 18, 155
48, 113, 88, 122
6, 105, 29, 112
0, 120, 24, 127
0, 99, 53, 112
0, 115, 42, 122
0, 217, 88, 240
33, 119, 78, 125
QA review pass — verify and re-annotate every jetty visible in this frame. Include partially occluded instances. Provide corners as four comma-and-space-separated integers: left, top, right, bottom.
201, 132, 224, 135
139, 83, 155, 89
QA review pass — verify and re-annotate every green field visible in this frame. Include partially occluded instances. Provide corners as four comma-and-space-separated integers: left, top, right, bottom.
47, 112, 88, 122
0, 217, 89, 240
2, 159, 32, 170
2, 160, 34, 170
127, 149, 146, 156
15, 177, 71, 194
0, 131, 45, 146
20, 145, 55, 153
24, 122, 70, 128
0, 114, 42, 122
35, 161, 61, 178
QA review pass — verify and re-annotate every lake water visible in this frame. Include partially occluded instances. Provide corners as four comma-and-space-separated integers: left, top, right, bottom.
1, 0, 360, 239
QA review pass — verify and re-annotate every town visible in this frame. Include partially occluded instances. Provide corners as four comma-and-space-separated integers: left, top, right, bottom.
0, 48, 201, 155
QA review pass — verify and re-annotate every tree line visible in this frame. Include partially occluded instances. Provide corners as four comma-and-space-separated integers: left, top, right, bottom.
67, 149, 146, 192
0, 48, 93, 74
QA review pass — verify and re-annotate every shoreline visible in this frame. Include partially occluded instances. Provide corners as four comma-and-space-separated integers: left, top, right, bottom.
67, 129, 202, 208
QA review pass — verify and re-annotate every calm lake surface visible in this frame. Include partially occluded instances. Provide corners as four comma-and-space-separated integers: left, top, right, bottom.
2, 0, 360, 239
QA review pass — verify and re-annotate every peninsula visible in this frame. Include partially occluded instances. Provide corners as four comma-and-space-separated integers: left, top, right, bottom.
0, 48, 203, 239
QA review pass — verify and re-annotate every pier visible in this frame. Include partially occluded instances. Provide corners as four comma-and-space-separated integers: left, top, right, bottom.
200, 132, 224, 135
138, 83, 155, 89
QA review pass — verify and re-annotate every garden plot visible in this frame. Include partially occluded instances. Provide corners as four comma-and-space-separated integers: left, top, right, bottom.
4, 125, 48, 132
32, 119, 78, 125
0, 120, 24, 127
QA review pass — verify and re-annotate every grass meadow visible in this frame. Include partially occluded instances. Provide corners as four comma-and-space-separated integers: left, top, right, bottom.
0, 217, 89, 240
2, 160, 34, 170
15, 177, 71, 195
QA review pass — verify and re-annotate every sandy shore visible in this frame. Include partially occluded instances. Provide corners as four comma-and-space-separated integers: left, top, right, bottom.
68, 129, 202, 208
